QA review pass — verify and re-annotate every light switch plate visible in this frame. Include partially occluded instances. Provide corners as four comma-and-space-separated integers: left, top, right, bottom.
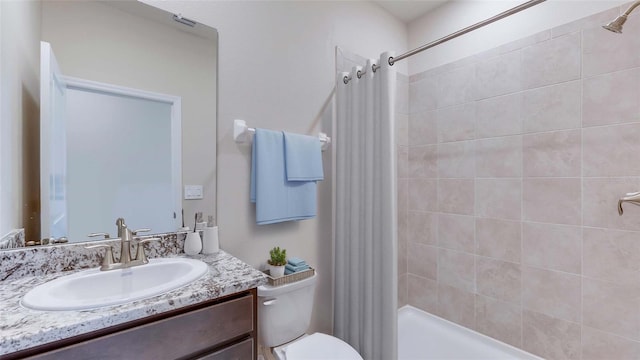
184, 185, 203, 200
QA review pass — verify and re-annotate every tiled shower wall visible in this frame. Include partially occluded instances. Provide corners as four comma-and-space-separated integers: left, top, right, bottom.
397, 5, 640, 359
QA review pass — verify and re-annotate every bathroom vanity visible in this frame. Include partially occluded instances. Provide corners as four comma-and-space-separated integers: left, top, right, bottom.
0, 245, 267, 360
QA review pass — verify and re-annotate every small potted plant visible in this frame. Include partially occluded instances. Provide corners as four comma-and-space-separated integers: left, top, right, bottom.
267, 246, 287, 278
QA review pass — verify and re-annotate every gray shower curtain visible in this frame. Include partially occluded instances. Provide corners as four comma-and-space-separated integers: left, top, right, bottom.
334, 52, 398, 360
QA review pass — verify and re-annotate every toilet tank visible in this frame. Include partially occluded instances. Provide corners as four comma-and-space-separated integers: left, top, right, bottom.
257, 273, 317, 348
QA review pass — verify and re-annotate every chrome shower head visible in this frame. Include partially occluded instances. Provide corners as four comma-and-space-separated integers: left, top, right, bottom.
603, 1, 640, 34
603, 15, 627, 33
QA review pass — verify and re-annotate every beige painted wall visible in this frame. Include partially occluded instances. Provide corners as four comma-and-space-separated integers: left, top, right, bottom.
144, 0, 408, 334
0, 0, 41, 239
41, 1, 217, 237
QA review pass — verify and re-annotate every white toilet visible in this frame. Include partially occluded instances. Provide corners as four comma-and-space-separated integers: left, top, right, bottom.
258, 273, 363, 360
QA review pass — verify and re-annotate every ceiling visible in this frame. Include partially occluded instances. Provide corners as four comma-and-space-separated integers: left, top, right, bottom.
372, 0, 450, 23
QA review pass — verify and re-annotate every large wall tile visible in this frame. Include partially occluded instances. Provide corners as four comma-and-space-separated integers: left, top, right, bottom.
476, 93, 522, 138
476, 257, 521, 304
523, 178, 581, 225
522, 266, 581, 323
398, 178, 407, 212
437, 64, 476, 108
583, 14, 640, 77
475, 179, 521, 220
438, 248, 475, 292
398, 274, 408, 308
523, 130, 581, 177
436, 283, 475, 329
398, 146, 408, 178
522, 80, 581, 133
583, 177, 640, 231
584, 122, 640, 176
398, 219, 407, 275
583, 277, 640, 340
407, 274, 437, 314
438, 179, 474, 215
437, 103, 475, 143
523, 222, 581, 274
397, 113, 409, 146
396, 77, 409, 115
475, 136, 522, 178
408, 179, 437, 212
438, 214, 474, 253
409, 145, 437, 178
437, 141, 475, 178
408, 110, 437, 146
475, 50, 522, 100
407, 242, 437, 280
522, 310, 581, 360
475, 295, 522, 348
407, 211, 437, 245
584, 68, 640, 128
582, 326, 640, 360
522, 32, 581, 89
476, 218, 521, 263
409, 76, 437, 113
583, 227, 640, 286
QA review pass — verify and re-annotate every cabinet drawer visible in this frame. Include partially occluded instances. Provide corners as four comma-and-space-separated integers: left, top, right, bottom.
196, 338, 253, 360
27, 294, 254, 360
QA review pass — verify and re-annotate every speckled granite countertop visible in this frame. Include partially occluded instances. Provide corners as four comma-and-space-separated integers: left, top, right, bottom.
0, 250, 267, 356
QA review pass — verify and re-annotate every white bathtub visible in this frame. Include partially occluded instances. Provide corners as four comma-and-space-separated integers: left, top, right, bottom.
398, 306, 542, 360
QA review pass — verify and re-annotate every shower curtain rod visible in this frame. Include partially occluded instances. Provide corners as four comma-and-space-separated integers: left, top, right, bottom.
343, 0, 546, 81
386, 0, 546, 67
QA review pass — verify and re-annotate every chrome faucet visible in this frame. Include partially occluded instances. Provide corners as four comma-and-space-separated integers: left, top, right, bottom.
86, 218, 159, 271
618, 192, 640, 215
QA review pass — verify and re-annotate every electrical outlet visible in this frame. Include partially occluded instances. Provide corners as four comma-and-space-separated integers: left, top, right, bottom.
184, 185, 203, 200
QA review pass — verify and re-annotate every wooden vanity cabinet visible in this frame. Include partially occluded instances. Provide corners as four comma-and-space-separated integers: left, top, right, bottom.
5, 289, 258, 360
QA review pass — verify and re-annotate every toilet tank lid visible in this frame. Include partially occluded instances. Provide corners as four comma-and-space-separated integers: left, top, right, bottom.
283, 333, 363, 360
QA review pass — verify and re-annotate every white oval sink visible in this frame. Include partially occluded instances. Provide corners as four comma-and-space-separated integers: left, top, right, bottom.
22, 258, 208, 311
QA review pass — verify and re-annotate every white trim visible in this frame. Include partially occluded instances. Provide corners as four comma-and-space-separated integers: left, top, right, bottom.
62, 76, 180, 105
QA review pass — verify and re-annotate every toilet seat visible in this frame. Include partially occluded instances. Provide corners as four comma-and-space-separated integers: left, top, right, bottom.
273, 333, 363, 360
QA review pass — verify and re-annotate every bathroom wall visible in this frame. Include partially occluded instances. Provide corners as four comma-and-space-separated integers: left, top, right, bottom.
408, 0, 630, 75
144, 0, 408, 335
400, 4, 640, 359
0, 0, 41, 239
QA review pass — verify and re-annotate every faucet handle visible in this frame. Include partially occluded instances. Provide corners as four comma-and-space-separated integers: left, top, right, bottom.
88, 232, 111, 239
135, 237, 161, 264
618, 191, 640, 215
131, 228, 151, 236
85, 244, 115, 269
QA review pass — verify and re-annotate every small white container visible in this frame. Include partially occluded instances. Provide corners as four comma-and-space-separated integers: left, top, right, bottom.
183, 232, 202, 255
202, 225, 219, 254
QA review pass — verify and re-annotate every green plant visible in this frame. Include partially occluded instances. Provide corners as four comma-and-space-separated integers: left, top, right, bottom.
268, 246, 287, 266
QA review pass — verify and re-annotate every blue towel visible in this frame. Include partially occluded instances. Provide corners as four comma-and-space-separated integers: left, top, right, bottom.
286, 263, 310, 273
288, 257, 306, 267
250, 129, 317, 225
283, 132, 324, 181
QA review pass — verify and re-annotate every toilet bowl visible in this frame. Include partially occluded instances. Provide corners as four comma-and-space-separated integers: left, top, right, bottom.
257, 273, 363, 360
272, 333, 362, 360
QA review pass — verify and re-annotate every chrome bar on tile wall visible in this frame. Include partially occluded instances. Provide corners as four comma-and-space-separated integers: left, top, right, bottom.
342, 0, 546, 84
391, 0, 547, 68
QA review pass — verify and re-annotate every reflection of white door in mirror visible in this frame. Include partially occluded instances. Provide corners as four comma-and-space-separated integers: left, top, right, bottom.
41, 42, 182, 242
40, 41, 68, 240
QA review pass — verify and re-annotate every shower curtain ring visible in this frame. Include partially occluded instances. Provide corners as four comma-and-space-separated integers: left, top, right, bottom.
357, 70, 363, 79
343, 75, 351, 84
388, 56, 395, 66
